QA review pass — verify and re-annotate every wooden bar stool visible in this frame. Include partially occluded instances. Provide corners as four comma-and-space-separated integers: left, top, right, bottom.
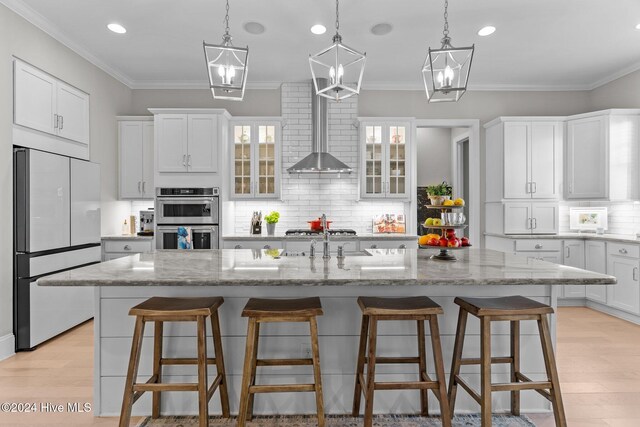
448, 296, 566, 427
119, 297, 230, 427
237, 297, 325, 427
352, 297, 451, 427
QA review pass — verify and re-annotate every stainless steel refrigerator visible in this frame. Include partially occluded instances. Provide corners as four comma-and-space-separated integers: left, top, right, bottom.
14, 147, 101, 350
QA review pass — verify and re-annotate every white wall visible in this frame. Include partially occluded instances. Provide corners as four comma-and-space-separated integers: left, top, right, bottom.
416, 127, 452, 187
0, 4, 133, 343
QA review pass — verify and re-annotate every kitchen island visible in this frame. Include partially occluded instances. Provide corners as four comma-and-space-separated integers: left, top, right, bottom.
38, 248, 615, 418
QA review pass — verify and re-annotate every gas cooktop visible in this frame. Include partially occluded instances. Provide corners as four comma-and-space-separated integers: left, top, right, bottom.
285, 229, 357, 236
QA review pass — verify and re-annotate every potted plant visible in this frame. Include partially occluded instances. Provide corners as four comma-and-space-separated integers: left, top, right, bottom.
425, 181, 452, 206
264, 211, 280, 236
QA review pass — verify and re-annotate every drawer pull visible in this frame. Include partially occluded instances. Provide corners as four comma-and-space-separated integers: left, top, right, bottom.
263, 245, 271, 250
234, 245, 242, 249
619, 248, 628, 254
124, 245, 131, 251
370, 244, 378, 249
535, 244, 543, 249
399, 244, 406, 249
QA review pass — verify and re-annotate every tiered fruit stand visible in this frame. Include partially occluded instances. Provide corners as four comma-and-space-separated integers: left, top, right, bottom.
419, 204, 470, 261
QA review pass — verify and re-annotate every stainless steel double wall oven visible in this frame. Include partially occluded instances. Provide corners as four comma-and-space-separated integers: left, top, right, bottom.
155, 187, 219, 249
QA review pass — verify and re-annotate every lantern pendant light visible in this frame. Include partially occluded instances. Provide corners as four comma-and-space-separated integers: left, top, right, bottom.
309, 0, 366, 102
422, 0, 474, 102
203, 0, 249, 101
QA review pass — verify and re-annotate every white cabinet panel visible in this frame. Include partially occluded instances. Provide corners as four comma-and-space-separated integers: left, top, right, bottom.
585, 241, 607, 303
119, 122, 144, 198
504, 203, 531, 234
14, 60, 56, 135
118, 120, 154, 199
503, 122, 529, 199
566, 117, 607, 199
157, 114, 188, 172
56, 81, 90, 145
142, 122, 154, 196
531, 203, 558, 234
70, 159, 101, 246
530, 122, 558, 199
607, 255, 640, 315
29, 150, 70, 252
562, 240, 585, 298
187, 115, 218, 172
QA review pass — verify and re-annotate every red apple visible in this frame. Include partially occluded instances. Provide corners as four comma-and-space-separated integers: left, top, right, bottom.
439, 237, 448, 247
428, 237, 440, 246
446, 229, 456, 239
448, 238, 460, 248
461, 237, 470, 247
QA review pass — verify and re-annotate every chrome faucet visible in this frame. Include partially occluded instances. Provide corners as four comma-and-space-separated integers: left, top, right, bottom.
310, 239, 317, 258
321, 214, 330, 259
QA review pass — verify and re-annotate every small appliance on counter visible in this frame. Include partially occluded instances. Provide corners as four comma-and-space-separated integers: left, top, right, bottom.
138, 209, 154, 236
569, 207, 608, 233
373, 213, 406, 234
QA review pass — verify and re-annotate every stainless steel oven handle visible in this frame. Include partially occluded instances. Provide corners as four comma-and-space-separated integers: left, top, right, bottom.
157, 197, 216, 203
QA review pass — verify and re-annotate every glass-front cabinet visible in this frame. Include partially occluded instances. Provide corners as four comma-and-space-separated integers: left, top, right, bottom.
230, 119, 281, 199
359, 120, 411, 199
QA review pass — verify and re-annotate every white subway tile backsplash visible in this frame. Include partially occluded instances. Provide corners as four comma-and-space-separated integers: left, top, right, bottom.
559, 201, 640, 235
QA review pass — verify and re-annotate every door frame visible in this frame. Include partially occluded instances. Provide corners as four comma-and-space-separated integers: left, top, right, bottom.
413, 119, 480, 246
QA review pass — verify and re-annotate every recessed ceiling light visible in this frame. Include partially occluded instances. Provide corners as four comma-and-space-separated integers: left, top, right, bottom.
636, 23, 640, 30
370, 23, 393, 36
243, 21, 265, 34
478, 26, 496, 36
107, 23, 126, 34
310, 24, 326, 35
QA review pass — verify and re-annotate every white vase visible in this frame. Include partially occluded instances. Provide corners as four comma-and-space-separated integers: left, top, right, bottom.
266, 223, 276, 236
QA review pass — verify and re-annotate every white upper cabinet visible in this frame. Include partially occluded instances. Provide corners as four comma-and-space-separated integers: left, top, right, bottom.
504, 202, 558, 235
154, 111, 222, 173
565, 111, 639, 201
486, 118, 562, 201
118, 118, 154, 200
14, 59, 90, 146
359, 120, 411, 200
229, 119, 281, 199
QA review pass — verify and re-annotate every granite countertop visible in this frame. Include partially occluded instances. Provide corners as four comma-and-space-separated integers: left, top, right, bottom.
485, 232, 640, 244
101, 235, 154, 241
222, 234, 418, 241
38, 248, 615, 287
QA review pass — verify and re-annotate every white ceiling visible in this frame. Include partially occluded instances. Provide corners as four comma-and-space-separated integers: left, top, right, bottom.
6, 0, 640, 90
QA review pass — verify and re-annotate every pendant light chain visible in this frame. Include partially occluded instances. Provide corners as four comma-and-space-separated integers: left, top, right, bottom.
442, 0, 449, 39
223, 0, 231, 43
335, 0, 340, 33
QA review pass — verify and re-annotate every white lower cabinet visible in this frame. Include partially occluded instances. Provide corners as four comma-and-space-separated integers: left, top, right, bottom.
362, 239, 416, 250
585, 241, 607, 303
606, 244, 640, 315
513, 239, 561, 263
101, 238, 154, 262
562, 240, 586, 298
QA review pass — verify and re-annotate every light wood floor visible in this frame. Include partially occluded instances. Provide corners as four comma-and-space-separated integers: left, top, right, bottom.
0, 307, 638, 426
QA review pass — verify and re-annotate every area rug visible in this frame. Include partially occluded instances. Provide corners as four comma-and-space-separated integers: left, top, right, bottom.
137, 414, 536, 426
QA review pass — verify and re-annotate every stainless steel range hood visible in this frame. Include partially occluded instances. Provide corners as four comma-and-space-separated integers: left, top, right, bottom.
287, 78, 352, 174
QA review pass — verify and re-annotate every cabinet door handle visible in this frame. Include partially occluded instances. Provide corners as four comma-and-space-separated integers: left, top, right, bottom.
533, 218, 537, 229
138, 181, 141, 193
182, 154, 186, 167
59, 115, 63, 130
619, 248, 628, 254
526, 182, 531, 194
124, 245, 131, 251
532, 182, 537, 193
566, 246, 570, 258
54, 114, 59, 129
187, 154, 192, 166
142, 181, 146, 194
569, 182, 573, 194
634, 267, 638, 281
535, 244, 543, 249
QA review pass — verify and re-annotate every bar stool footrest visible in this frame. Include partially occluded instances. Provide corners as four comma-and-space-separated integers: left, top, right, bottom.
365, 356, 420, 364
459, 356, 513, 365
256, 358, 313, 366
133, 383, 199, 392
249, 384, 316, 393
160, 357, 217, 365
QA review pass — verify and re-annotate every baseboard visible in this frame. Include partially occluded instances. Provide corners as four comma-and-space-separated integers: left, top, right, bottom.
557, 298, 586, 307
586, 300, 640, 326
0, 333, 15, 361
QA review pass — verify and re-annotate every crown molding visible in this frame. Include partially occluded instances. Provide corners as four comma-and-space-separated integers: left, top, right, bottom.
584, 59, 640, 91
0, 0, 134, 87
130, 80, 282, 90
